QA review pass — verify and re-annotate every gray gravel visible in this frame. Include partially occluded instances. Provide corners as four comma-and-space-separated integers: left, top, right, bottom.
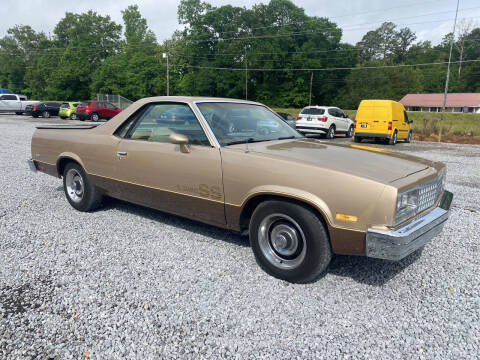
0, 114, 479, 359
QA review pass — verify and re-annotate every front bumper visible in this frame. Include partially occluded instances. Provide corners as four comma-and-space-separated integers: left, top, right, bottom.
366, 190, 453, 261
27, 158, 37, 173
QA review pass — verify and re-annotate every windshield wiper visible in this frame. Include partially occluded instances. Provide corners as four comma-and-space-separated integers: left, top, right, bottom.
224, 138, 261, 146
276, 136, 296, 140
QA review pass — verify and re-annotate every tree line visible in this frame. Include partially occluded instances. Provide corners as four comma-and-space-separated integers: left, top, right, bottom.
0, 0, 479, 109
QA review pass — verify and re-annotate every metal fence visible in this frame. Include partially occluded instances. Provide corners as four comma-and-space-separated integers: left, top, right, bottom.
96, 94, 133, 109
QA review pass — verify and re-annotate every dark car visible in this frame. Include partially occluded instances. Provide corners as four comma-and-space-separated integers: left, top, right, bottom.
276, 112, 296, 128
158, 106, 197, 124
28, 102, 61, 118
75, 100, 122, 122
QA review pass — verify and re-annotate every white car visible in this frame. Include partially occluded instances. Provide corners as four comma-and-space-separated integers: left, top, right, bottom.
295, 106, 354, 139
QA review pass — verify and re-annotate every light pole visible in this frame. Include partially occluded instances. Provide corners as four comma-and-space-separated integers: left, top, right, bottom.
439, 0, 460, 142
163, 42, 170, 96
245, 45, 248, 100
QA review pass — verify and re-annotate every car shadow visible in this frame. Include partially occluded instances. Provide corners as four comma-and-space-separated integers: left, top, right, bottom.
67, 194, 422, 285
327, 249, 423, 286
97, 197, 249, 248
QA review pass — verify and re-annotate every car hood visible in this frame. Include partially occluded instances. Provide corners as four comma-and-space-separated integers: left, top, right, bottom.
228, 138, 435, 184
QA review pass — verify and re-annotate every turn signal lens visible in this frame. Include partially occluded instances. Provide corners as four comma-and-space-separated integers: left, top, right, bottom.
296, 116, 302, 121
335, 213, 358, 222
388, 121, 392, 131
318, 116, 328, 122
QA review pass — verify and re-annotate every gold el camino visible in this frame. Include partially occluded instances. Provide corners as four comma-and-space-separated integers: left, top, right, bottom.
29, 97, 453, 282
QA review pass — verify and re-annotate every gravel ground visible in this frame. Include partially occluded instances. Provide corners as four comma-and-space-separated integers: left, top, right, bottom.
0, 114, 479, 359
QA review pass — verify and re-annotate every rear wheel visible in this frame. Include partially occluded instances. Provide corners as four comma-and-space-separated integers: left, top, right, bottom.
249, 200, 332, 283
388, 131, 398, 145
42, 111, 50, 118
326, 125, 335, 139
91, 113, 99, 122
354, 136, 362, 143
63, 163, 102, 212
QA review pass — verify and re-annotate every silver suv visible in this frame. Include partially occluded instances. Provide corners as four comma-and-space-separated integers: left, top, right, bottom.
296, 106, 354, 139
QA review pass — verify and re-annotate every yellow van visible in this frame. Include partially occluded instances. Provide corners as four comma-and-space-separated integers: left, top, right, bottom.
354, 100, 412, 145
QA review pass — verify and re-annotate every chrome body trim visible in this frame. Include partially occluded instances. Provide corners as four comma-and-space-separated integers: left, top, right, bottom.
27, 158, 37, 173
192, 102, 221, 148
366, 190, 453, 261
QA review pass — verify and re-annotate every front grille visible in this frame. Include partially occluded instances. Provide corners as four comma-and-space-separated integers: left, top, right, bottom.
417, 174, 444, 213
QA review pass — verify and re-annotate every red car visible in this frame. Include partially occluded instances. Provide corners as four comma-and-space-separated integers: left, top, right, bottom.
75, 100, 122, 122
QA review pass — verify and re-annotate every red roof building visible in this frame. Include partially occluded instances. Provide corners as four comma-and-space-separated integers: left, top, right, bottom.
399, 93, 480, 113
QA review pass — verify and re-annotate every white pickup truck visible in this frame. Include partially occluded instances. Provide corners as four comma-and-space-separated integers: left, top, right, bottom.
0, 94, 40, 115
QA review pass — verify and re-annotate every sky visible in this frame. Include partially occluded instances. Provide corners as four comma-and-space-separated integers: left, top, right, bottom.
1, 0, 480, 44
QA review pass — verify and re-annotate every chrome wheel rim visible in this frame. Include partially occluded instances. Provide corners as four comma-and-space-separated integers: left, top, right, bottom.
92, 114, 99, 121
258, 214, 306, 270
328, 127, 335, 138
65, 169, 84, 203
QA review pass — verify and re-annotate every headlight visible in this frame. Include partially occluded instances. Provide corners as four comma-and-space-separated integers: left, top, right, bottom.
394, 188, 419, 226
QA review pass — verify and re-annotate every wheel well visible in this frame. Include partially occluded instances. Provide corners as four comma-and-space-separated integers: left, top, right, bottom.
239, 194, 329, 233
57, 157, 80, 177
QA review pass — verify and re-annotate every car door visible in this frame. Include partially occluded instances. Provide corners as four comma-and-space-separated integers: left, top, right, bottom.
336, 108, 348, 131
328, 108, 341, 130
0, 95, 19, 112
104, 102, 117, 118
113, 102, 225, 226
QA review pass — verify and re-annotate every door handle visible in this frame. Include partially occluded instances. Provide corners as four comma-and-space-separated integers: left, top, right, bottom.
117, 151, 127, 156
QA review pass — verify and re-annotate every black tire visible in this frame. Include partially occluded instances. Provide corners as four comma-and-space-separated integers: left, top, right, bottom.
405, 130, 412, 143
249, 200, 332, 283
70, 113, 77, 120
326, 125, 335, 139
60, 116, 67, 119
15, 112, 23, 115
32, 115, 39, 118
63, 162, 102, 212
42, 111, 50, 118
346, 125, 354, 138
388, 130, 398, 145
91, 113, 99, 122
354, 136, 362, 143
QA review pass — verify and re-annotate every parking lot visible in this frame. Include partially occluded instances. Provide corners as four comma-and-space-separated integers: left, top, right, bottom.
0, 113, 479, 359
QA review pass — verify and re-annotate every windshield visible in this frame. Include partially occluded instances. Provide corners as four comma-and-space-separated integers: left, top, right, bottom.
197, 102, 303, 146
301, 108, 325, 115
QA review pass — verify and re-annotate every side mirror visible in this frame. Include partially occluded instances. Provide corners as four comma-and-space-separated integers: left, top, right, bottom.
345, 114, 349, 119
169, 133, 190, 153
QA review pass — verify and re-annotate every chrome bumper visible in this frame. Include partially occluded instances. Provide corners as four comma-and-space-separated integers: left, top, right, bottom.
366, 191, 453, 261
27, 158, 37, 173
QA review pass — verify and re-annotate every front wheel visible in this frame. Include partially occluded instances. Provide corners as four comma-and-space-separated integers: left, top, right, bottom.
346, 125, 354, 138
70, 113, 77, 120
42, 111, 50, 118
405, 130, 412, 143
354, 136, 362, 143
63, 163, 102, 212
91, 113, 99, 122
60, 116, 67, 119
249, 200, 332, 283
15, 112, 23, 115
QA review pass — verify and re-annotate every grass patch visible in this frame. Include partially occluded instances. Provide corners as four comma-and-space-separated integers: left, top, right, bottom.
273, 108, 480, 137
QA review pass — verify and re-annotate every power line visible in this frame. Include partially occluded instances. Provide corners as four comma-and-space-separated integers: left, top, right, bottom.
180, 59, 480, 72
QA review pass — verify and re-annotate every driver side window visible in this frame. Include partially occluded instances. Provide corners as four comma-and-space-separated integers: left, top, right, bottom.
117, 103, 210, 146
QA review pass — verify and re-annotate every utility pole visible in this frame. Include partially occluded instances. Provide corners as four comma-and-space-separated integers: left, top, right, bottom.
439, 0, 460, 142
245, 45, 248, 100
163, 42, 170, 96
309, 72, 313, 106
